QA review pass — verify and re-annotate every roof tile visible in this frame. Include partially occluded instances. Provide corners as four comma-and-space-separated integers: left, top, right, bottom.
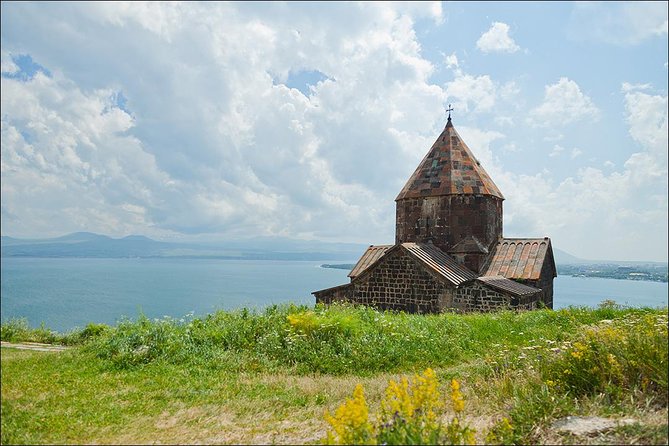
396, 119, 503, 201
482, 238, 556, 280
477, 275, 541, 297
348, 245, 393, 278
401, 242, 477, 286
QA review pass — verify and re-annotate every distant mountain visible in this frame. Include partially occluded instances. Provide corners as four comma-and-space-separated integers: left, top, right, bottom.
0, 232, 367, 261
552, 247, 667, 266
52, 232, 111, 243
2, 233, 664, 265
553, 248, 589, 265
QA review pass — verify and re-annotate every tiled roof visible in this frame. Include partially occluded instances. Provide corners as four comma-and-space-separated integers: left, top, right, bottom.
402, 242, 477, 286
481, 238, 556, 280
348, 245, 393, 278
477, 275, 541, 297
396, 118, 503, 201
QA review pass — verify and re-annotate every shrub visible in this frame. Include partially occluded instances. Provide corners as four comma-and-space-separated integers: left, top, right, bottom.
91, 315, 192, 368
323, 369, 478, 445
544, 312, 668, 405
1, 318, 30, 342
0, 318, 59, 344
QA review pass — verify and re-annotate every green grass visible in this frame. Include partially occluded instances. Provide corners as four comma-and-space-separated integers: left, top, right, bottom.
2, 303, 667, 444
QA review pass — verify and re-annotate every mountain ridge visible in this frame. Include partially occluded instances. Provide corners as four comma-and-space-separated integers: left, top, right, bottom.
1, 233, 665, 265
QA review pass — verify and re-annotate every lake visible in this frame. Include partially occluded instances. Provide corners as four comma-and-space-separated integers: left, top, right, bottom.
1, 257, 667, 332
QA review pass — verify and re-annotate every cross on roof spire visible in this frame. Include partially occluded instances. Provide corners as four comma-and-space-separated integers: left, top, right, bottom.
446, 104, 454, 121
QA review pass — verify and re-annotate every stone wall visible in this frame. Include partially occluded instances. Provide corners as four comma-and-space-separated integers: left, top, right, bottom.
314, 283, 353, 305
395, 195, 503, 254
314, 247, 544, 314
453, 281, 539, 312
450, 252, 487, 275
524, 264, 555, 309
351, 249, 453, 313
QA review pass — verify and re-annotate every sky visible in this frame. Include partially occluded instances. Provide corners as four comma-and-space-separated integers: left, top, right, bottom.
1, 1, 667, 262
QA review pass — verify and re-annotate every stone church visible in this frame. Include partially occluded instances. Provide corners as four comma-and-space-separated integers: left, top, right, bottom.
313, 115, 557, 313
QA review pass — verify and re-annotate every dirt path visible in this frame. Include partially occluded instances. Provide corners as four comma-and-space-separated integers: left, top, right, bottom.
0, 341, 70, 352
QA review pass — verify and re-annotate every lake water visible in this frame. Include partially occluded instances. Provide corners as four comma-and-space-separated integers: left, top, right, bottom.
1, 257, 667, 332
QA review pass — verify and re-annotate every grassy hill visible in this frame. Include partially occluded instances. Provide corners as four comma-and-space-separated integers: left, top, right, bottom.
1, 303, 667, 444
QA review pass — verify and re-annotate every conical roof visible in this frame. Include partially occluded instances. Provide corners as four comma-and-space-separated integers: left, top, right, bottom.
396, 118, 504, 200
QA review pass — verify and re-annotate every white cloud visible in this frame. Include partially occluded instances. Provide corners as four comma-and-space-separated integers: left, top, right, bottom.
568, 2, 668, 46
1, 51, 18, 74
444, 52, 458, 69
487, 85, 667, 261
500, 142, 519, 153
0, 2, 448, 243
495, 116, 514, 127
445, 74, 496, 113
476, 22, 521, 53
1, 73, 177, 238
543, 133, 564, 142
549, 145, 565, 157
528, 77, 600, 127
1, 2, 666, 262
570, 148, 583, 159
622, 82, 652, 92
499, 81, 520, 101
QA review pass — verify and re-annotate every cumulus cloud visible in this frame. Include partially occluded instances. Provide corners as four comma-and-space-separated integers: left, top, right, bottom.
442, 55, 519, 117
444, 52, 459, 69
528, 77, 600, 127
445, 73, 496, 113
476, 22, 521, 53
568, 1, 668, 46
486, 83, 667, 261
0, 2, 448, 243
1, 72, 176, 237
1, 2, 666, 262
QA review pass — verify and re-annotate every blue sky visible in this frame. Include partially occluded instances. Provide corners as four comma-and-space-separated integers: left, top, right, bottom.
1, 2, 667, 261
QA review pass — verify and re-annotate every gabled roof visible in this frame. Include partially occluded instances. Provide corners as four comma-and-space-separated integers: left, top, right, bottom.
481, 238, 557, 281
348, 245, 393, 278
402, 243, 477, 286
448, 235, 489, 254
350, 242, 477, 286
396, 118, 503, 201
477, 275, 541, 297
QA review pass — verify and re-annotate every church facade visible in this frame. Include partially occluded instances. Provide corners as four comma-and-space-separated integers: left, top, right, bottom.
313, 116, 556, 313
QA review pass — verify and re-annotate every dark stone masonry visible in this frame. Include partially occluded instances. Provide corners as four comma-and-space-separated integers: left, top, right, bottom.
349, 249, 452, 313
314, 116, 557, 313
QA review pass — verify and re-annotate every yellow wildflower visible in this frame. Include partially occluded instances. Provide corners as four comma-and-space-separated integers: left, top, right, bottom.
324, 384, 374, 444
412, 368, 442, 419
381, 376, 414, 420
450, 378, 465, 413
